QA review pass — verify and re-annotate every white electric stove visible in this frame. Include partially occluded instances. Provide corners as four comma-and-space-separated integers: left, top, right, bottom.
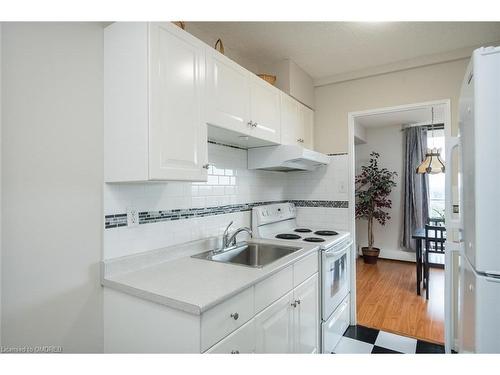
252, 202, 350, 248
252, 202, 353, 353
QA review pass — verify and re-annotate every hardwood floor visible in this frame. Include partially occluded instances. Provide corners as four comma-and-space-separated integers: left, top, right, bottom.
356, 257, 444, 344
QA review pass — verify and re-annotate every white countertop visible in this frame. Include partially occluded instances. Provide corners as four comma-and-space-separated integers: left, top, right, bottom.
101, 237, 319, 315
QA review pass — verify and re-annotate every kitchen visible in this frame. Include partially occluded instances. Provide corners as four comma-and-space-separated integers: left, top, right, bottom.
1, 2, 500, 371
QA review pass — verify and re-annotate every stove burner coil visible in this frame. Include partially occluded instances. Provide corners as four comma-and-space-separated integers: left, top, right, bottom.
314, 230, 338, 236
275, 233, 302, 240
303, 237, 325, 243
294, 228, 312, 233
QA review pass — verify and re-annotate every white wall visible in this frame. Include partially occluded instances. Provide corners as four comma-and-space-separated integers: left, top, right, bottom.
1, 23, 103, 352
261, 59, 315, 109
355, 125, 414, 262
314, 59, 469, 154
288, 60, 315, 109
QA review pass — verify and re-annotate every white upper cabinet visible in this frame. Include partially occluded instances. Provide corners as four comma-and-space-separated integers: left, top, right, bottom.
105, 22, 315, 183
206, 52, 250, 134
300, 104, 314, 149
248, 75, 281, 143
280, 93, 300, 145
280, 92, 315, 149
104, 22, 208, 182
206, 50, 281, 145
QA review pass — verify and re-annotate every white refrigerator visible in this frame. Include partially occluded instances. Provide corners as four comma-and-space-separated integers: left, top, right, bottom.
447, 46, 500, 353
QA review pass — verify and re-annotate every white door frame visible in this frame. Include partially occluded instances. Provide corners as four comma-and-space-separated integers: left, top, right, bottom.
346, 99, 452, 341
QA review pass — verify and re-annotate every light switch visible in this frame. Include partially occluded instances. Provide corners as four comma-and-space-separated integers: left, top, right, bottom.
338, 181, 347, 193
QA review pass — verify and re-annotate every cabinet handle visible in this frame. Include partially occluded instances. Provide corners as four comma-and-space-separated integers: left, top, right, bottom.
230, 312, 239, 320
231, 350, 240, 354
297, 138, 304, 143
253, 122, 258, 128
295, 299, 301, 305
247, 121, 253, 127
202, 164, 210, 169
291, 300, 301, 308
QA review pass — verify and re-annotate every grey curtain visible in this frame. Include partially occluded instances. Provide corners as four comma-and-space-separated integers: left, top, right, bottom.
401, 127, 429, 251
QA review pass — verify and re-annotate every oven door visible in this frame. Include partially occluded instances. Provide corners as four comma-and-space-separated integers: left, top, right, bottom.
321, 241, 351, 321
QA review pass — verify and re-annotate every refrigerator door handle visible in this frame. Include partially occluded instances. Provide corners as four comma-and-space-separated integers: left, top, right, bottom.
445, 136, 461, 229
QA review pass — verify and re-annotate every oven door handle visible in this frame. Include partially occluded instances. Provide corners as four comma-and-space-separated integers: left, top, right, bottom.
324, 241, 352, 257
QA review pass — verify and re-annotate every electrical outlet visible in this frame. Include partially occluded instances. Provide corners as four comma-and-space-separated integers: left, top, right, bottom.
127, 207, 139, 227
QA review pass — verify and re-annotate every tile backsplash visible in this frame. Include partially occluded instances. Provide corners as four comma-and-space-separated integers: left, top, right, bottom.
103, 143, 349, 259
104, 143, 287, 216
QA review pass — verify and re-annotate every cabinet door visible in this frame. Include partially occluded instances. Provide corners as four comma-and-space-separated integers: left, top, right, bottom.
205, 319, 256, 354
300, 105, 314, 149
148, 23, 208, 181
280, 93, 300, 145
255, 291, 294, 353
206, 51, 251, 134
293, 273, 319, 353
249, 76, 281, 143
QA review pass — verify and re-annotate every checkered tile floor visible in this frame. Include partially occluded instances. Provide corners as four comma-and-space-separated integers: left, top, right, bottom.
333, 325, 445, 354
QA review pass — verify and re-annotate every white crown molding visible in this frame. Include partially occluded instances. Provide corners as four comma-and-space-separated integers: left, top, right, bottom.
314, 40, 500, 87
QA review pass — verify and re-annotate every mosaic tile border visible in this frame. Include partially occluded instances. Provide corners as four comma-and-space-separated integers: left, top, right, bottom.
104, 200, 349, 229
105, 213, 128, 228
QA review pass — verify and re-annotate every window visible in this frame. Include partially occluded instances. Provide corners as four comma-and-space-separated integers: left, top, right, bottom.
427, 128, 445, 219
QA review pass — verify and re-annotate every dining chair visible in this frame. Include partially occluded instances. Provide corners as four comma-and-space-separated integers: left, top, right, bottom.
428, 217, 445, 226
423, 224, 446, 300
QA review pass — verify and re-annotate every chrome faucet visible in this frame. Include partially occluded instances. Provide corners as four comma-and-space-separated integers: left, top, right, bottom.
217, 221, 252, 253
226, 226, 253, 247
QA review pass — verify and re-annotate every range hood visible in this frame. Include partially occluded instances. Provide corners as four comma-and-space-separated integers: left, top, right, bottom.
247, 144, 330, 171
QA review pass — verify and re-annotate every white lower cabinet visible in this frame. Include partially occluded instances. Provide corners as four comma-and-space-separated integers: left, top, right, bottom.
254, 273, 319, 354
255, 291, 295, 353
201, 286, 254, 351
205, 319, 256, 354
293, 273, 319, 353
104, 252, 320, 353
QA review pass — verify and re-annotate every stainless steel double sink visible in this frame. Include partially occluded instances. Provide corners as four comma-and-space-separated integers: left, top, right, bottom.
192, 242, 302, 268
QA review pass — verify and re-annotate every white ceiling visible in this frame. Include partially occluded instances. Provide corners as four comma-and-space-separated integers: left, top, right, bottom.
356, 105, 445, 129
187, 22, 500, 81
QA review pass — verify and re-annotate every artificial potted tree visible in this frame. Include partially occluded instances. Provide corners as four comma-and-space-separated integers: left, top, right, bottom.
355, 152, 397, 264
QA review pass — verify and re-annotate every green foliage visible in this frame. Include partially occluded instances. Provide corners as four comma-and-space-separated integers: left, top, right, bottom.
355, 152, 397, 248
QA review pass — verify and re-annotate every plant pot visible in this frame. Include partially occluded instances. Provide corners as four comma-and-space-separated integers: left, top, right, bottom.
362, 247, 380, 264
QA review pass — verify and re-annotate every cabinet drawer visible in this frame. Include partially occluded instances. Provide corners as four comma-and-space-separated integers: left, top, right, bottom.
205, 319, 256, 353
201, 287, 254, 352
255, 265, 293, 313
293, 252, 318, 287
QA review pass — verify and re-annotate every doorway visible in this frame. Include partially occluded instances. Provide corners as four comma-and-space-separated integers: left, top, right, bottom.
347, 100, 452, 347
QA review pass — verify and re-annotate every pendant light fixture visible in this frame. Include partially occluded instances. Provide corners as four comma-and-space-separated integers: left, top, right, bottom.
416, 107, 445, 174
